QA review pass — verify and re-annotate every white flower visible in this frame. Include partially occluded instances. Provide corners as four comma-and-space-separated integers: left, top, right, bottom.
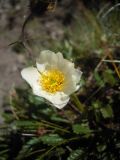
21, 50, 82, 109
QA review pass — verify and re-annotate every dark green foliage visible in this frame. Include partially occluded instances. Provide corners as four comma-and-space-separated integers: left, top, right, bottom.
72, 123, 92, 135
40, 134, 64, 146
15, 137, 42, 160
67, 149, 84, 160
0, 0, 120, 160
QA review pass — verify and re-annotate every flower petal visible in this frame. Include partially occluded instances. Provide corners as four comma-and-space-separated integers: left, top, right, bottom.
72, 69, 82, 91
60, 63, 82, 94
33, 86, 69, 109
37, 51, 65, 70
21, 67, 39, 88
50, 93, 69, 109
37, 50, 57, 67
21, 50, 82, 109
36, 63, 46, 72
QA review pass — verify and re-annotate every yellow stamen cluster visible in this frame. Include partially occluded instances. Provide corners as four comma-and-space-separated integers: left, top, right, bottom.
40, 69, 65, 93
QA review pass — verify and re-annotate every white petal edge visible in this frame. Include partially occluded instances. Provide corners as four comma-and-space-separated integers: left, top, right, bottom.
33, 87, 69, 109
21, 67, 39, 88
38, 50, 58, 66
36, 63, 46, 72
62, 67, 82, 94
37, 51, 65, 70
73, 69, 83, 91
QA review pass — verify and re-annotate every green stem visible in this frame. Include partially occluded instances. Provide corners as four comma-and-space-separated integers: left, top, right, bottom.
37, 137, 80, 160
40, 121, 70, 133
71, 94, 84, 113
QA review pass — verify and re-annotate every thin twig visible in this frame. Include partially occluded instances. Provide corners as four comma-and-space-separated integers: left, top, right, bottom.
102, 3, 120, 19
102, 59, 120, 63
107, 52, 120, 79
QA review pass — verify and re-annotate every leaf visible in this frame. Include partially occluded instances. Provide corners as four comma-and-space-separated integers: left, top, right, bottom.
94, 71, 104, 86
2, 113, 14, 123
97, 144, 106, 152
116, 142, 120, 149
67, 149, 84, 160
92, 100, 101, 109
0, 149, 9, 156
39, 107, 54, 116
40, 134, 64, 146
102, 69, 116, 86
72, 124, 92, 135
100, 105, 113, 118
51, 114, 69, 123
15, 137, 41, 160
29, 95, 45, 105
13, 120, 39, 129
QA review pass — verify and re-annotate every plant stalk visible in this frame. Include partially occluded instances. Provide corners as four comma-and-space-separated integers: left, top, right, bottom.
71, 94, 84, 113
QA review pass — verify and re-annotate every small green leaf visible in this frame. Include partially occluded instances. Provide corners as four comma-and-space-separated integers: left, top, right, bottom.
102, 69, 116, 86
51, 114, 69, 123
13, 120, 39, 129
29, 95, 45, 105
100, 105, 113, 118
67, 149, 84, 160
40, 134, 64, 146
16, 137, 41, 160
92, 100, 101, 109
94, 72, 104, 86
0, 149, 9, 156
97, 144, 106, 152
116, 142, 120, 149
72, 124, 92, 135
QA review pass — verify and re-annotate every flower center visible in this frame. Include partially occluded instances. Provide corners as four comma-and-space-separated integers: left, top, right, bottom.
40, 69, 65, 93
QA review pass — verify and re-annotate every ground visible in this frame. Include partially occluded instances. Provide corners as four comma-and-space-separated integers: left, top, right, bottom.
0, 35, 26, 123
0, 0, 63, 122
0, 1, 27, 122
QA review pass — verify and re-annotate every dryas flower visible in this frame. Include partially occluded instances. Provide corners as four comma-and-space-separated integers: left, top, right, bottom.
21, 50, 82, 109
